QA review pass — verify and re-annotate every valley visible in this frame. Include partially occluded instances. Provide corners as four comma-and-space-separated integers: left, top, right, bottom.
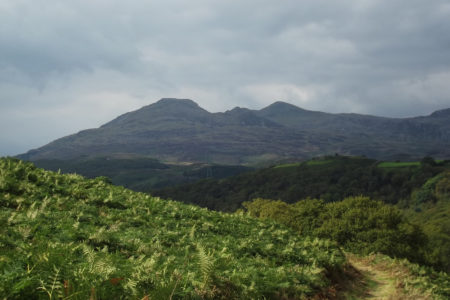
31, 156, 252, 191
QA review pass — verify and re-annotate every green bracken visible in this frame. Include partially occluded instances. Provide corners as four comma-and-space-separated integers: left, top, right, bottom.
0, 158, 345, 299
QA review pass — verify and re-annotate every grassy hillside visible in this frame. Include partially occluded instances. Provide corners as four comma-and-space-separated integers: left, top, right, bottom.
154, 155, 450, 211
0, 158, 345, 299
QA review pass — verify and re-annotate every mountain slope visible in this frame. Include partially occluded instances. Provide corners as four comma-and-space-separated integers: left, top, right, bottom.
258, 102, 450, 159
18, 98, 450, 164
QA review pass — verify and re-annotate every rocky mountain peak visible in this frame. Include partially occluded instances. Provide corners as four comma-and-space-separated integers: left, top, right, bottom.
153, 98, 200, 109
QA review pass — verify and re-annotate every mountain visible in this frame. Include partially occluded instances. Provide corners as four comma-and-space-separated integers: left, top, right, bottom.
18, 98, 450, 164
263, 102, 450, 138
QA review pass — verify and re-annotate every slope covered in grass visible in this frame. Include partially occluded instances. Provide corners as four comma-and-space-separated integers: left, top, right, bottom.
0, 158, 345, 299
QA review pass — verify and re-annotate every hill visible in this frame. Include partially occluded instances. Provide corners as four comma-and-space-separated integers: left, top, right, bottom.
0, 158, 346, 299
18, 98, 450, 165
153, 155, 450, 211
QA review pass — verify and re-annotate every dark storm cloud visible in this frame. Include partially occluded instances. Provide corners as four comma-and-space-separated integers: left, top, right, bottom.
1, 0, 450, 155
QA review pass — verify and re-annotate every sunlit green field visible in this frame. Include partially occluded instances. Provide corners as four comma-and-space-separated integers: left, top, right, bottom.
377, 161, 421, 168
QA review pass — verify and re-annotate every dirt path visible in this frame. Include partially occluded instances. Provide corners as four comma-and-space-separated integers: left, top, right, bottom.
332, 254, 431, 300
348, 256, 398, 299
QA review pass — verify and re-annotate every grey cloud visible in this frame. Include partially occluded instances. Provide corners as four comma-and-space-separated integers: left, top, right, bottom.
1, 0, 450, 155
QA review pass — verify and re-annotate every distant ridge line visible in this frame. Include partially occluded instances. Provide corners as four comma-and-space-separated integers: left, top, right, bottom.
18, 98, 450, 163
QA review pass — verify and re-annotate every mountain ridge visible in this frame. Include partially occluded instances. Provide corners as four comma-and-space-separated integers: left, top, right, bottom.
18, 98, 450, 163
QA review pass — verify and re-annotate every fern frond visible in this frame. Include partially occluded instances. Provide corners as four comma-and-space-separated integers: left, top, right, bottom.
37, 266, 63, 299
124, 278, 139, 296
189, 225, 196, 239
196, 243, 215, 288
82, 244, 96, 265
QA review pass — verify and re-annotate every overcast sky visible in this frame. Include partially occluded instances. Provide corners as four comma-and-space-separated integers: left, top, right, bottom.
1, 0, 450, 156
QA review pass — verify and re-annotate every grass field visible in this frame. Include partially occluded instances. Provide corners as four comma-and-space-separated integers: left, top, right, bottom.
273, 162, 302, 169
306, 159, 333, 166
377, 161, 421, 168
274, 159, 333, 169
